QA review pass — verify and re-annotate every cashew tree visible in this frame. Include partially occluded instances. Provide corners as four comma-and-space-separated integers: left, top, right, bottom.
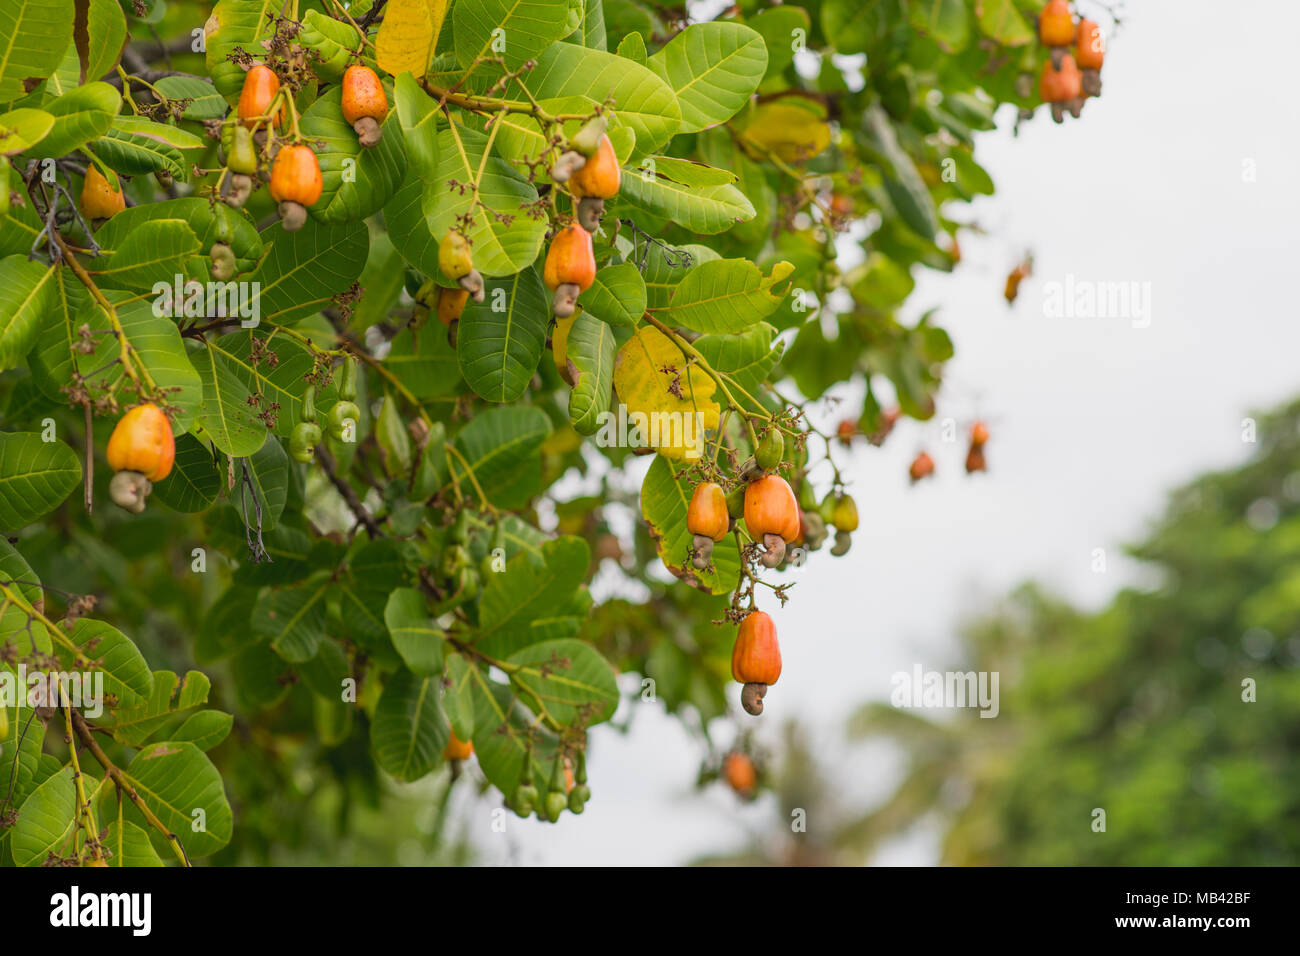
0, 0, 1106, 864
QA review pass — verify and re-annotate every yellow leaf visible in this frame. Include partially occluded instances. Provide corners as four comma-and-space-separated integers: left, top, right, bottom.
740, 102, 832, 164
612, 326, 720, 462
375, 0, 448, 78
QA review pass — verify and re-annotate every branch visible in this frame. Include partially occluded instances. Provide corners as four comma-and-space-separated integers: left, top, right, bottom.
71, 711, 190, 867
103, 69, 204, 90
316, 445, 383, 539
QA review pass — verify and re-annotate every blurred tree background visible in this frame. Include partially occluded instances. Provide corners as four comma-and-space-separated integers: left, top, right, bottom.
700, 399, 1300, 866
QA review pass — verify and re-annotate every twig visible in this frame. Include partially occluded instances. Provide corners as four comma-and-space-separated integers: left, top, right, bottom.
83, 404, 93, 515
316, 446, 382, 538
71, 711, 190, 867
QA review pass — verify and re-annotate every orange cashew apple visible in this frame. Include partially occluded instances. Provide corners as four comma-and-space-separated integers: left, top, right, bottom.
723, 751, 758, 798
909, 451, 935, 483
443, 731, 473, 761
341, 65, 388, 147
744, 474, 800, 567
1040, 55, 1083, 122
731, 610, 781, 716
237, 64, 283, 131
1039, 0, 1075, 68
106, 403, 174, 514
80, 165, 125, 221
543, 222, 596, 318
569, 134, 621, 232
269, 145, 323, 232
1075, 18, 1105, 96
687, 481, 730, 569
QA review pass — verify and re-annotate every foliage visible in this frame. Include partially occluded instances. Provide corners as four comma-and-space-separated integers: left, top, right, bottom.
0, 0, 1086, 864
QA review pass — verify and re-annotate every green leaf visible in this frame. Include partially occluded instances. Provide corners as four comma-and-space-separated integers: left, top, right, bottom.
170, 710, 234, 751
204, 0, 280, 105
749, 6, 809, 79
32, 291, 204, 433
250, 220, 369, 325
9, 767, 75, 867
300, 9, 380, 83
568, 0, 605, 50
385, 587, 445, 676
253, 576, 331, 662
565, 311, 615, 435
152, 432, 221, 513
297, 636, 350, 700
907, 0, 971, 53
350, 227, 407, 333
0, 696, 46, 808
579, 261, 644, 327
26, 81, 119, 157
86, 196, 264, 280
640, 453, 740, 594
119, 741, 232, 858
818, 0, 874, 55
453, 0, 582, 69
0, 0, 74, 106
977, 0, 1035, 46
448, 405, 551, 509
385, 325, 463, 400
443, 652, 476, 741
694, 321, 784, 396
618, 163, 754, 234
475, 536, 590, 658
190, 343, 271, 457
95, 115, 204, 179
338, 539, 411, 654
468, 674, 562, 797
426, 124, 545, 275
85, 218, 203, 292
0, 107, 54, 155
507, 638, 618, 726
375, 394, 411, 478
102, 820, 163, 867
153, 75, 227, 120
492, 42, 681, 161
0, 256, 57, 371
867, 105, 939, 240
64, 619, 155, 709
108, 669, 212, 746
300, 86, 407, 223
206, 332, 340, 439
370, 668, 449, 782
648, 21, 767, 133
615, 31, 647, 65
457, 267, 548, 403
231, 641, 293, 710
0, 431, 81, 532
394, 71, 440, 183
633, 233, 711, 310
0, 537, 43, 637
644, 155, 737, 187
658, 258, 794, 334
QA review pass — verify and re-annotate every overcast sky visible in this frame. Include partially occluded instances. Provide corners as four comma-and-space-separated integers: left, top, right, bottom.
457, 0, 1300, 865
